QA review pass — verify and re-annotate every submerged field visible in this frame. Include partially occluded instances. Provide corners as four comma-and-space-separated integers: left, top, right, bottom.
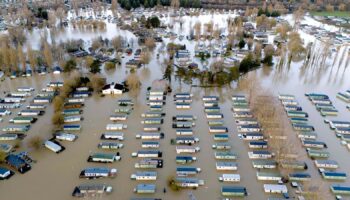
310, 11, 350, 17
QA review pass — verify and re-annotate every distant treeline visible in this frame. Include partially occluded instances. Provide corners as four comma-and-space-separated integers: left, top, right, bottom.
118, 0, 201, 10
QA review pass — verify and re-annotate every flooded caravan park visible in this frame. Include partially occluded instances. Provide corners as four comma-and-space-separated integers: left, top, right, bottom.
1, 8, 350, 200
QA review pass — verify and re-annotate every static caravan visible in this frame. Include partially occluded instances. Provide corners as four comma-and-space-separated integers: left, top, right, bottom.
67, 97, 85, 103
147, 95, 165, 101
203, 101, 219, 107
278, 94, 295, 100
2, 125, 30, 133
172, 122, 195, 129
174, 97, 192, 103
330, 185, 350, 195
175, 136, 199, 145
141, 118, 164, 125
62, 109, 82, 115
0, 167, 13, 180
232, 99, 248, 106
298, 132, 317, 140
306, 148, 330, 159
248, 150, 274, 159
47, 81, 63, 88
115, 107, 133, 114
141, 112, 165, 118
326, 120, 350, 130
64, 102, 84, 109
237, 124, 261, 133
175, 178, 204, 188
206, 113, 223, 119
134, 159, 163, 169
44, 140, 64, 153
88, 153, 121, 163
72, 91, 91, 98
280, 161, 308, 170
314, 160, 338, 169
27, 104, 46, 110
292, 123, 314, 132
176, 129, 193, 136
18, 110, 43, 116
302, 140, 327, 149
176, 156, 196, 164
232, 95, 246, 101
263, 184, 288, 194
148, 100, 165, 106
54, 132, 77, 142
0, 109, 11, 116
109, 114, 128, 121
17, 87, 34, 92
235, 118, 258, 125
241, 132, 264, 140
117, 99, 134, 106
134, 184, 156, 194
64, 116, 82, 123
232, 105, 250, 112
174, 93, 192, 99
101, 132, 124, 141
252, 160, 277, 169
219, 174, 240, 182
176, 166, 201, 176
209, 126, 228, 133
0, 103, 21, 109
3, 96, 25, 103
149, 105, 163, 112
106, 124, 127, 131
215, 152, 237, 160
281, 99, 298, 106
202, 96, 219, 101
10, 117, 36, 124
0, 133, 18, 141
173, 115, 196, 122
131, 171, 157, 181
98, 142, 123, 149
216, 162, 238, 171
72, 184, 112, 197
208, 120, 224, 126
249, 141, 268, 149
136, 132, 164, 140
288, 173, 311, 181
212, 142, 231, 150
141, 141, 159, 148
10, 92, 31, 97
204, 106, 220, 113
175, 103, 191, 109
256, 172, 282, 181
335, 127, 350, 135
287, 111, 308, 118
79, 167, 117, 179
213, 134, 229, 141
221, 186, 247, 197
232, 111, 253, 118
132, 150, 162, 158
176, 146, 200, 154
321, 171, 347, 180
63, 124, 81, 131
33, 97, 52, 104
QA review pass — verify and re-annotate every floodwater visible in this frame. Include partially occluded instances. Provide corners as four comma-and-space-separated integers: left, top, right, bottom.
1, 9, 350, 200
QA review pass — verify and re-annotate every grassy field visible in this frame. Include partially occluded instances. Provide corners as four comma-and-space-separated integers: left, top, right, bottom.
310, 11, 350, 17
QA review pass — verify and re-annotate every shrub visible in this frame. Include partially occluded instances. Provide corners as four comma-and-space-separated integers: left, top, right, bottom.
28, 136, 43, 150
104, 62, 116, 71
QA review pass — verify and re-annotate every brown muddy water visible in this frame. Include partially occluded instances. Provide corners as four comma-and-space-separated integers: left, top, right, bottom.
1, 60, 350, 200
1, 11, 350, 200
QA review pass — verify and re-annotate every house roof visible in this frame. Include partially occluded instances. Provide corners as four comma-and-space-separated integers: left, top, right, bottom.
6, 154, 26, 168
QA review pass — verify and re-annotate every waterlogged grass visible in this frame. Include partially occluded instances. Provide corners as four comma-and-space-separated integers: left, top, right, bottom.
310, 11, 350, 17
